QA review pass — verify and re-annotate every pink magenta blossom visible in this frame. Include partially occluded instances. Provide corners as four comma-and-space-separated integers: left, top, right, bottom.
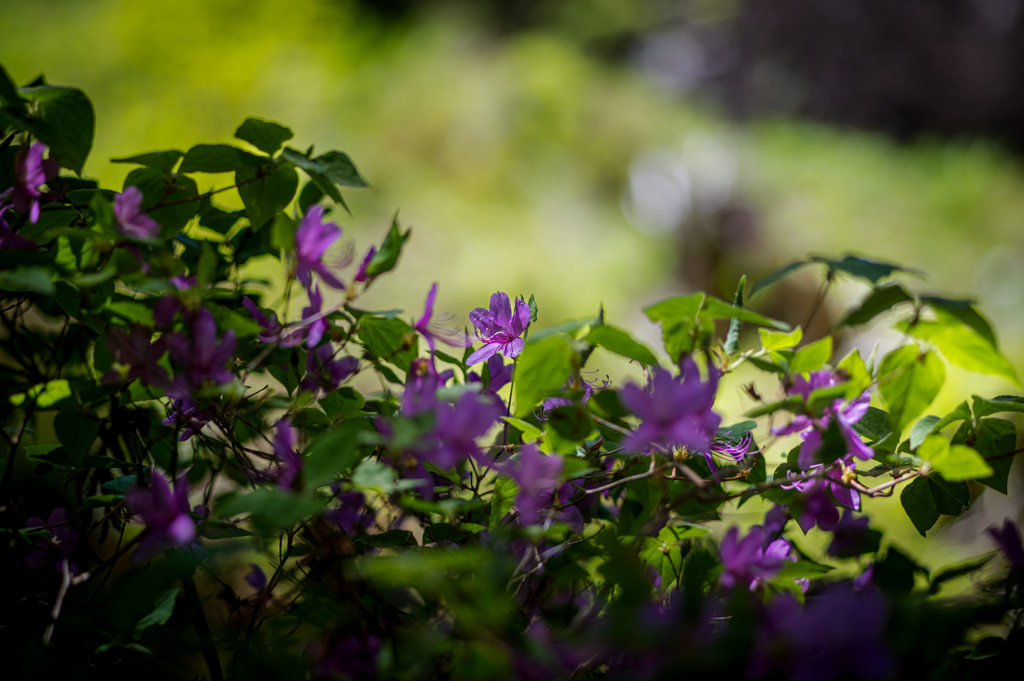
415, 282, 470, 355
295, 205, 345, 290
718, 525, 793, 591
125, 471, 196, 560
467, 292, 530, 365
114, 186, 161, 240
620, 358, 721, 455
11, 142, 59, 223
771, 370, 873, 469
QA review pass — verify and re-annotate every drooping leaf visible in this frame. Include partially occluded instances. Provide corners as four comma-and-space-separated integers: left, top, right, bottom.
900, 473, 970, 537
234, 117, 294, 155
906, 320, 1019, 387
760, 326, 802, 351
364, 215, 411, 279
585, 324, 658, 366
971, 395, 1024, 419
111, 150, 183, 172
236, 163, 299, 229
20, 85, 95, 173
514, 335, 573, 418
921, 296, 997, 348
789, 337, 832, 374
917, 434, 992, 481
134, 588, 180, 638
178, 144, 265, 173
878, 347, 944, 432
840, 284, 912, 327
749, 260, 811, 298
358, 316, 416, 372
963, 418, 1017, 494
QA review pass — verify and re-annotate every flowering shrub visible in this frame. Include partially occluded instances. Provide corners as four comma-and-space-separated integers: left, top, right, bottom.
2, 63, 1024, 681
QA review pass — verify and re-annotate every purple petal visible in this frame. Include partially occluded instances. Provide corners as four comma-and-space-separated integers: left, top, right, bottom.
467, 342, 500, 366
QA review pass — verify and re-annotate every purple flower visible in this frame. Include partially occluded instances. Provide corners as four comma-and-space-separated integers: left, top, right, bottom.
284, 284, 330, 348
853, 564, 876, 593
467, 354, 513, 409
620, 358, 721, 455
165, 308, 237, 399
271, 420, 303, 489
987, 518, 1024, 570
114, 186, 161, 240
537, 380, 599, 421
751, 587, 893, 681
432, 392, 501, 469
0, 194, 37, 250
415, 283, 470, 356
162, 397, 214, 441
401, 358, 453, 416
11, 142, 59, 224
506, 445, 564, 526
245, 563, 268, 592
101, 325, 170, 387
326, 490, 372, 534
242, 296, 282, 343
718, 525, 793, 591
25, 507, 78, 574
125, 470, 196, 561
828, 509, 871, 557
301, 345, 358, 393
772, 370, 873, 469
295, 205, 345, 290
783, 463, 860, 533
354, 245, 376, 283
467, 292, 530, 366
313, 634, 381, 680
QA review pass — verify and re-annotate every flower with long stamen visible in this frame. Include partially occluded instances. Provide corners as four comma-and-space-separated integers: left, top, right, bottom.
242, 296, 282, 343
302, 345, 358, 393
415, 283, 470, 355
467, 292, 530, 365
165, 308, 237, 398
295, 205, 346, 290
771, 370, 873, 469
621, 358, 721, 456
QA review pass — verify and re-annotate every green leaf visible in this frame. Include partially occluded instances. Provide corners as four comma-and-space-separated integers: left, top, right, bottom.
178, 144, 265, 173
235, 117, 293, 155
111, 150, 183, 172
123, 167, 199, 236
217, 489, 327, 528
528, 294, 539, 325
358, 316, 416, 372
760, 326, 802, 351
929, 555, 994, 594
901, 473, 970, 537
840, 284, 912, 327
585, 324, 658, 366
514, 336, 573, 418
297, 181, 324, 214
236, 164, 299, 229
0, 267, 54, 295
644, 294, 704, 361
270, 213, 297, 251
20, 85, 95, 173
837, 349, 872, 397
489, 476, 519, 530
701, 296, 789, 329
746, 395, 805, 418
935, 401, 972, 431
352, 458, 420, 494
814, 255, 909, 284
921, 296, 997, 348
878, 347, 945, 432
134, 588, 180, 638
968, 418, 1016, 494
749, 260, 810, 298
9, 379, 71, 408
0, 63, 27, 114
907, 320, 1019, 387
503, 417, 543, 444
105, 300, 155, 326
917, 434, 992, 481
789, 337, 832, 374
207, 302, 263, 338
851, 406, 894, 443
281, 147, 369, 188
54, 410, 100, 464
26, 444, 75, 468
304, 420, 372, 488
723, 275, 746, 355
900, 476, 939, 537
365, 215, 411, 279
909, 416, 940, 450
971, 395, 1024, 418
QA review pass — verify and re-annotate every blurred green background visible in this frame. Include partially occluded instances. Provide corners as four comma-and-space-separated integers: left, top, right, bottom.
3, 0, 1023, 578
